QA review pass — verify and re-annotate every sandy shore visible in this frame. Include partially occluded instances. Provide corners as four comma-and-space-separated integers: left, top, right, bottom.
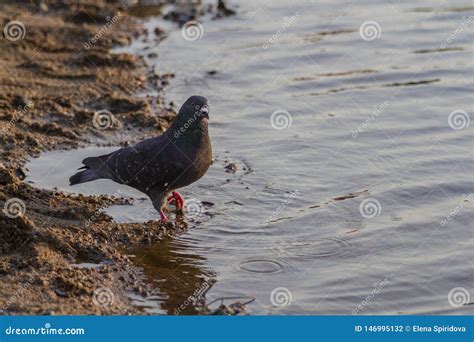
0, 0, 227, 315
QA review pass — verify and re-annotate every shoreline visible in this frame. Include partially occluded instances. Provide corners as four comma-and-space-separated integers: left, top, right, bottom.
0, 0, 223, 315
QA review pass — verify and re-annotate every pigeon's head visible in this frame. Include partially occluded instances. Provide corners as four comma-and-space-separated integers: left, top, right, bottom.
171, 96, 210, 140
179, 95, 209, 124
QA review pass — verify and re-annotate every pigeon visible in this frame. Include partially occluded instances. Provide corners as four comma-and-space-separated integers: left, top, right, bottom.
69, 95, 212, 221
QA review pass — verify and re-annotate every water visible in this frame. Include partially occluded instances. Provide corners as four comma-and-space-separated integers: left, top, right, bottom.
26, 0, 473, 314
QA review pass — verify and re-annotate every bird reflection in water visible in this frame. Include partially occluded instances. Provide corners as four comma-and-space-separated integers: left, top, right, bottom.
131, 237, 216, 315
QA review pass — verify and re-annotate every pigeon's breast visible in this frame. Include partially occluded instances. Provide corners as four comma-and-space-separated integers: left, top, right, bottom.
171, 135, 212, 190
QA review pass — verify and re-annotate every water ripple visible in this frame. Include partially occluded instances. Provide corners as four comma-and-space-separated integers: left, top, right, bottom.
271, 237, 356, 259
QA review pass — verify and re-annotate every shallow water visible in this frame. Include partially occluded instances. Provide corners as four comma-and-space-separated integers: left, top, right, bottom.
27, 0, 473, 314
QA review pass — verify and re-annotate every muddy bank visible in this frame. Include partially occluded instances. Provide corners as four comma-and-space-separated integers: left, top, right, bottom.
0, 0, 225, 315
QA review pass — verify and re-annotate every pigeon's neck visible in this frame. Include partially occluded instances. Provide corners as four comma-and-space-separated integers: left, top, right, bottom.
167, 119, 209, 146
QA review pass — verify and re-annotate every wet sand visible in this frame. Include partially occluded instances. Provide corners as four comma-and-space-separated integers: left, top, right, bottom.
0, 0, 220, 315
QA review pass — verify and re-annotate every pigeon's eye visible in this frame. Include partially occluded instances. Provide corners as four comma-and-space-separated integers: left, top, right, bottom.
191, 102, 195, 106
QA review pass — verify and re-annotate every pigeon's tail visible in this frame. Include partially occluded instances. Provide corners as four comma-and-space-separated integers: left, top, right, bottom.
69, 168, 100, 185
69, 153, 112, 186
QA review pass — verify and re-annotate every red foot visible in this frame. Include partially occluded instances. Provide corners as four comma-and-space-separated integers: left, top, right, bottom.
173, 191, 185, 209
167, 191, 185, 210
159, 210, 168, 222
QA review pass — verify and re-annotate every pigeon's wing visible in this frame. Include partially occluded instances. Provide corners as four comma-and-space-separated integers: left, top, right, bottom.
103, 135, 187, 193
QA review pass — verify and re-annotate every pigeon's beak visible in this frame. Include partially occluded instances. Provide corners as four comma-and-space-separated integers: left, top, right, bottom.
200, 105, 209, 120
